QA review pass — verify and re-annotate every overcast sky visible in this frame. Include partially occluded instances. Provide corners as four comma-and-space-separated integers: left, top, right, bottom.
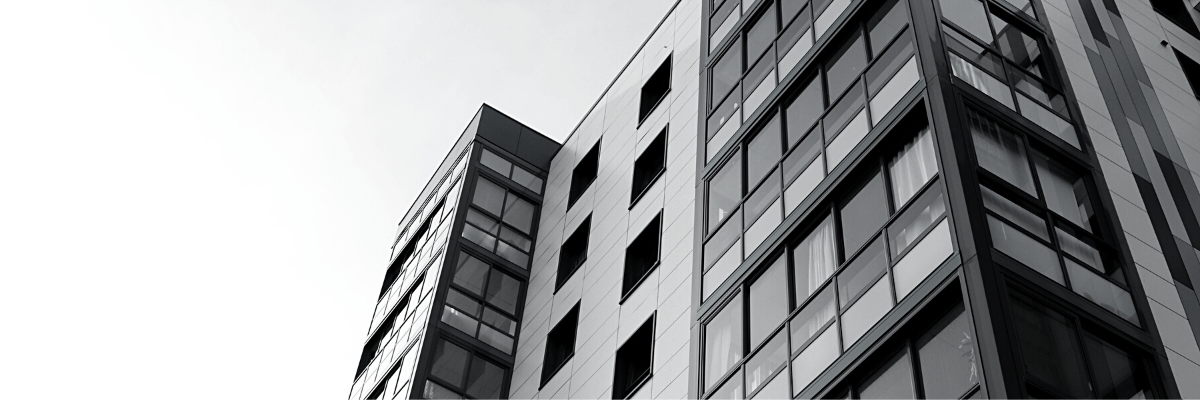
0, 0, 676, 398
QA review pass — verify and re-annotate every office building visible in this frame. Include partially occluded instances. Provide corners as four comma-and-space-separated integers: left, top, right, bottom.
349, 0, 1200, 398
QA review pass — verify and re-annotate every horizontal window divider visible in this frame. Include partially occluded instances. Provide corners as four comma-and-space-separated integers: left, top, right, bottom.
622, 371, 654, 400
747, 367, 789, 399
629, 170, 666, 210
984, 209, 1053, 246
995, 258, 1150, 334
790, 318, 838, 359
619, 260, 662, 305
891, 175, 941, 216
839, 271, 890, 312
891, 214, 951, 263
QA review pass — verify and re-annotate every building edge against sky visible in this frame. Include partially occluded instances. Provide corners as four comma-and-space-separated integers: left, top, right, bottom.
349, 0, 1200, 398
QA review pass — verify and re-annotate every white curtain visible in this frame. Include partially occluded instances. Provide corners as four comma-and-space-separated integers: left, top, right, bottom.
889, 127, 938, 206
795, 217, 837, 301
705, 296, 743, 389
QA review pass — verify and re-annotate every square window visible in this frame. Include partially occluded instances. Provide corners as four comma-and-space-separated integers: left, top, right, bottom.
623, 213, 662, 297
614, 316, 655, 399
541, 303, 580, 386
632, 129, 668, 204
557, 216, 591, 290
569, 142, 600, 207
639, 56, 672, 123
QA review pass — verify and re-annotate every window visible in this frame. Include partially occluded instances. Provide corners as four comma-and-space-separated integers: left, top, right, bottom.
1010, 294, 1153, 398
939, 0, 1080, 148
1174, 49, 1200, 100
705, 0, 919, 164
1151, 0, 1200, 37
463, 177, 537, 268
556, 216, 591, 290
749, 256, 788, 347
624, 213, 662, 298
970, 109, 1137, 324
640, 56, 672, 123
479, 148, 544, 194
426, 339, 507, 399
705, 294, 743, 390
569, 142, 600, 207
441, 252, 523, 354
614, 316, 655, 399
839, 173, 889, 256
858, 351, 915, 399
708, 155, 743, 234
541, 303, 580, 386
632, 129, 667, 204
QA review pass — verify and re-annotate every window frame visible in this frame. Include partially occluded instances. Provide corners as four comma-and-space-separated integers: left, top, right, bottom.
639, 55, 673, 125
569, 141, 601, 208
441, 250, 526, 355
631, 128, 669, 206
623, 212, 664, 302
540, 303, 581, 388
614, 314, 657, 400
462, 176, 538, 269
424, 336, 511, 400
556, 216, 592, 291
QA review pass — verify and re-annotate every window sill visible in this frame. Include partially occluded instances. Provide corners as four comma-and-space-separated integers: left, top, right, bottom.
616, 371, 654, 400
629, 168, 666, 209
539, 352, 576, 389
553, 258, 587, 294
619, 261, 662, 305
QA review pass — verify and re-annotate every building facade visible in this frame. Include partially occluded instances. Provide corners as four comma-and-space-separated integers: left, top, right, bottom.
350, 0, 1200, 398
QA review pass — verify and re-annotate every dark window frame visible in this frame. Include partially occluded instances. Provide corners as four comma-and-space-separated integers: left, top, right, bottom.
441, 250, 526, 354
622, 213, 664, 301
614, 314, 656, 399
631, 128, 669, 206
569, 142, 601, 208
425, 336, 511, 399
463, 176, 538, 268
541, 303, 581, 387
639, 56, 673, 124
556, 216, 592, 291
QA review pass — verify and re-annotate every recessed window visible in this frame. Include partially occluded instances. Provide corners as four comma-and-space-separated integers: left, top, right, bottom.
614, 315, 655, 399
556, 216, 591, 290
1151, 0, 1200, 37
632, 129, 667, 204
640, 56, 672, 123
1174, 49, 1200, 100
569, 142, 600, 207
541, 303, 580, 386
623, 213, 662, 298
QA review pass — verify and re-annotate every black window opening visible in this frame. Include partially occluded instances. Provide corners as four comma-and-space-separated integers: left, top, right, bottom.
426, 338, 507, 399
1151, 0, 1200, 37
1009, 292, 1157, 398
1174, 49, 1200, 100
631, 129, 668, 205
623, 213, 663, 299
613, 315, 655, 399
569, 142, 601, 207
541, 303, 581, 387
639, 56, 673, 124
556, 216, 591, 290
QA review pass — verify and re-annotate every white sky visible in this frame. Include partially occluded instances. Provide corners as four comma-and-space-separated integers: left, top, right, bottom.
0, 0, 676, 398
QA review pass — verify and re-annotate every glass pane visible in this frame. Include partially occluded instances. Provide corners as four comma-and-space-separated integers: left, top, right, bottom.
496, 241, 529, 268
746, 332, 788, 394
751, 370, 789, 400
713, 44, 744, 105
465, 357, 504, 399
706, 207, 743, 269
748, 115, 783, 186
917, 303, 979, 400
429, 340, 471, 387
710, 157, 744, 233
787, 77, 824, 142
424, 380, 462, 400
479, 324, 515, 354
840, 173, 889, 255
510, 166, 543, 194
944, 26, 1004, 76
990, 14, 1045, 77
1011, 296, 1092, 398
1084, 334, 1148, 398
841, 275, 893, 347
499, 227, 532, 252
466, 209, 499, 235
987, 215, 1063, 284
502, 195, 536, 233
710, 371, 744, 400
707, 295, 744, 391
1057, 228, 1102, 271
442, 307, 479, 336
472, 179, 506, 216
479, 149, 512, 176
482, 307, 517, 335
745, 170, 781, 225
783, 128, 822, 184
893, 219, 953, 299
792, 324, 840, 395
889, 186, 947, 257
793, 217, 838, 302
746, 4, 777, 61
824, 81, 865, 139
867, 0, 909, 58
826, 32, 866, 100
950, 54, 1015, 109
446, 288, 482, 316
790, 285, 836, 348
866, 33, 915, 95
859, 351, 916, 399
970, 113, 1035, 194
1017, 94, 1079, 149
939, 0, 992, 42
782, 0, 805, 25
839, 237, 887, 307
462, 224, 497, 251
710, 85, 744, 139
453, 252, 489, 296
889, 128, 938, 207
1034, 153, 1094, 230
1066, 259, 1138, 324
750, 257, 789, 347
981, 186, 1047, 239
485, 271, 521, 314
